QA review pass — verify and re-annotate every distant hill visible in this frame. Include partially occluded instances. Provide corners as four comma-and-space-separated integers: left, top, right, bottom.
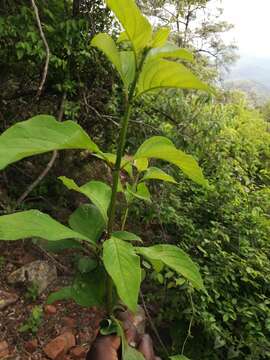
224, 56, 270, 105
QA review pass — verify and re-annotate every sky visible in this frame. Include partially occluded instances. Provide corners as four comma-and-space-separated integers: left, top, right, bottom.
217, 0, 270, 58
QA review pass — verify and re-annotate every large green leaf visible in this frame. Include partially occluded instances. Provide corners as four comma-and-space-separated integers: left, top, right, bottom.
134, 136, 208, 187
136, 244, 204, 290
148, 43, 194, 61
69, 204, 106, 243
0, 115, 99, 170
137, 59, 208, 96
141, 167, 177, 184
106, 0, 152, 53
103, 237, 141, 312
0, 210, 88, 241
37, 239, 83, 252
59, 177, 111, 222
47, 267, 106, 307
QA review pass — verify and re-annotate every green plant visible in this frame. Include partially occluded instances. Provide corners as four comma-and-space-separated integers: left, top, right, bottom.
19, 305, 43, 334
0, 0, 210, 358
25, 282, 39, 302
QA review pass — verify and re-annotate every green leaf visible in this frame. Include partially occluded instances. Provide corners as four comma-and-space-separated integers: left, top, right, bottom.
0, 210, 88, 241
136, 183, 151, 201
134, 136, 208, 187
69, 204, 106, 243
126, 183, 151, 203
134, 158, 149, 172
103, 237, 141, 312
77, 256, 98, 274
124, 346, 145, 360
151, 28, 170, 48
47, 286, 72, 304
120, 51, 136, 88
141, 167, 177, 183
91, 33, 122, 76
170, 356, 191, 360
137, 59, 208, 96
47, 267, 106, 307
117, 31, 129, 43
0, 115, 99, 170
148, 43, 194, 61
37, 239, 83, 252
59, 177, 111, 222
91, 34, 135, 88
106, 0, 152, 53
96, 152, 133, 177
112, 231, 142, 242
136, 244, 204, 290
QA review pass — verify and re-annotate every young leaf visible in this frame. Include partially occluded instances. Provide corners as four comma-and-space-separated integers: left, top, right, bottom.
170, 356, 191, 360
0, 115, 99, 170
126, 183, 151, 203
103, 237, 141, 312
141, 167, 177, 184
134, 136, 209, 187
59, 177, 111, 222
137, 59, 208, 96
91, 33, 122, 77
96, 152, 133, 177
69, 204, 106, 243
134, 158, 149, 172
148, 43, 194, 62
151, 28, 170, 48
106, 0, 152, 53
91, 34, 135, 88
136, 244, 204, 290
120, 51, 136, 88
0, 210, 88, 241
112, 231, 142, 242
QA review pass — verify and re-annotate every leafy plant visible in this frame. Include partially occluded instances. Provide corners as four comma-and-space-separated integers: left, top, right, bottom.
25, 282, 40, 302
19, 305, 43, 334
0, 0, 210, 357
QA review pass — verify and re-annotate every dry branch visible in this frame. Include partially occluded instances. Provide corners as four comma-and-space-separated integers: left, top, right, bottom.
30, 0, 50, 98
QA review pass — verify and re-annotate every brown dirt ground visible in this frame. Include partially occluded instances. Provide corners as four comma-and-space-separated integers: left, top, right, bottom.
0, 240, 104, 359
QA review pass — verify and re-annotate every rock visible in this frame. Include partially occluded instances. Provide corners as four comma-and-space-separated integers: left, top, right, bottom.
44, 305, 57, 315
0, 290, 18, 310
25, 339, 38, 353
7, 260, 57, 294
43, 332, 75, 360
70, 346, 87, 359
63, 317, 76, 328
0, 341, 9, 358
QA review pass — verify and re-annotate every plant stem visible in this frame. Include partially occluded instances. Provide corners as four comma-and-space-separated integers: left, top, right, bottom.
107, 100, 132, 236
105, 51, 148, 314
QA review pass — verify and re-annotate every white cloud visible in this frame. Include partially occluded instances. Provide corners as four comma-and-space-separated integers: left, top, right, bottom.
218, 0, 270, 57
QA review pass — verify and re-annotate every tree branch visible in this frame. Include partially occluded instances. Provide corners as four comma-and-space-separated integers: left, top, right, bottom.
30, 0, 50, 98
